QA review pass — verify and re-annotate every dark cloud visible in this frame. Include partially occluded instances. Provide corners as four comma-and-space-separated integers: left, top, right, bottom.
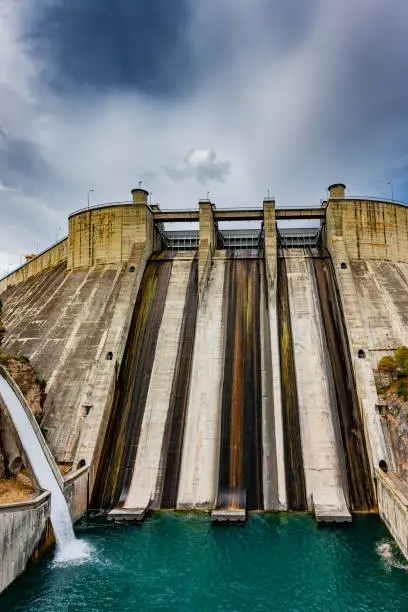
0, 129, 56, 195
27, 0, 194, 96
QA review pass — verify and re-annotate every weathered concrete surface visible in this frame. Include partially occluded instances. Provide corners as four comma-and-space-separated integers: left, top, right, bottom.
0, 242, 152, 490
263, 200, 287, 510
123, 255, 193, 513
73, 243, 152, 492
68, 200, 162, 270
377, 469, 408, 561
0, 491, 51, 594
259, 262, 280, 511
327, 236, 392, 483
64, 466, 89, 523
0, 239, 68, 294
326, 198, 408, 263
351, 260, 408, 366
211, 508, 246, 522
198, 201, 217, 300
177, 254, 226, 509
285, 250, 350, 522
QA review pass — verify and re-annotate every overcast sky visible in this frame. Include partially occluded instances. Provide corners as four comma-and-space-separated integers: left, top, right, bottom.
1, 0, 408, 272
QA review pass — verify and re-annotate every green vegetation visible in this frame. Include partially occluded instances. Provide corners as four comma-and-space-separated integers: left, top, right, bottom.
377, 346, 408, 400
397, 379, 408, 402
378, 355, 397, 378
0, 352, 30, 365
395, 345, 408, 376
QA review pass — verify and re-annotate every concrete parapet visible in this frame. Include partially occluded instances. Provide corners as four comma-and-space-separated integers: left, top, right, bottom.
377, 469, 408, 561
0, 490, 52, 594
0, 239, 68, 293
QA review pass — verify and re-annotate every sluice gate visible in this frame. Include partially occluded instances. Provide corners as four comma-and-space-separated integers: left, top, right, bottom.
91, 254, 174, 510
213, 254, 263, 520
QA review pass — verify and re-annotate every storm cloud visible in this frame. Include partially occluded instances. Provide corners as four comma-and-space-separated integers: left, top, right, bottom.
1, 0, 408, 271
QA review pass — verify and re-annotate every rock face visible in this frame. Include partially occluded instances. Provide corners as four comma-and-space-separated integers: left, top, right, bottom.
0, 356, 46, 479
378, 381, 408, 479
381, 405, 408, 480
0, 358, 46, 422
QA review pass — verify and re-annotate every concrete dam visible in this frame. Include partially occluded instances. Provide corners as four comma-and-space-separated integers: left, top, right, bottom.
3, 180, 408, 582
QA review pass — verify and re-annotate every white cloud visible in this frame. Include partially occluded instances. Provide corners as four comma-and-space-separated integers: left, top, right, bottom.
166, 148, 231, 184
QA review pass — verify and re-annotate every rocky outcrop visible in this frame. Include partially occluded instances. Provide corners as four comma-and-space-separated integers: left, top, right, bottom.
378, 382, 408, 480
0, 357, 46, 422
0, 355, 46, 480
381, 405, 408, 480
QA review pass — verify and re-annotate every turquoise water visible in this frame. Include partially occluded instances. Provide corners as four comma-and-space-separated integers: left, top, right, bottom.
3, 514, 408, 611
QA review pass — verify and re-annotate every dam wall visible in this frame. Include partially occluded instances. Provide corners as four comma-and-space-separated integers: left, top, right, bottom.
376, 469, 408, 561
325, 194, 399, 479
3, 184, 408, 537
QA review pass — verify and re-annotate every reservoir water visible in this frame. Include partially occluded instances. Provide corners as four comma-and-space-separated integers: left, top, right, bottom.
2, 514, 408, 611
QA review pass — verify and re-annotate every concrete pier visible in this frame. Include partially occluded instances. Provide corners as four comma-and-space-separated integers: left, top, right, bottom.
285, 250, 351, 523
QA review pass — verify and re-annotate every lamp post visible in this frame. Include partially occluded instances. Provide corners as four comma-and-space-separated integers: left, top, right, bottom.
87, 188, 94, 209
387, 181, 394, 201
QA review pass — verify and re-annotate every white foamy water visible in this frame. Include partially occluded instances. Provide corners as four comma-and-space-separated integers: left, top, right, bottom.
0, 375, 86, 560
376, 540, 408, 571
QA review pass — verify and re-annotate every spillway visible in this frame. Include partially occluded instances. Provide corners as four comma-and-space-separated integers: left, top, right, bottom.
0, 371, 75, 550
119, 254, 197, 518
277, 257, 307, 511
91, 254, 174, 509
161, 259, 198, 509
312, 257, 373, 511
212, 253, 263, 521
283, 249, 351, 522
177, 255, 226, 509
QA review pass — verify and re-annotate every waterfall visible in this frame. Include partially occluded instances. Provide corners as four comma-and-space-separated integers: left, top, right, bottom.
0, 374, 86, 559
